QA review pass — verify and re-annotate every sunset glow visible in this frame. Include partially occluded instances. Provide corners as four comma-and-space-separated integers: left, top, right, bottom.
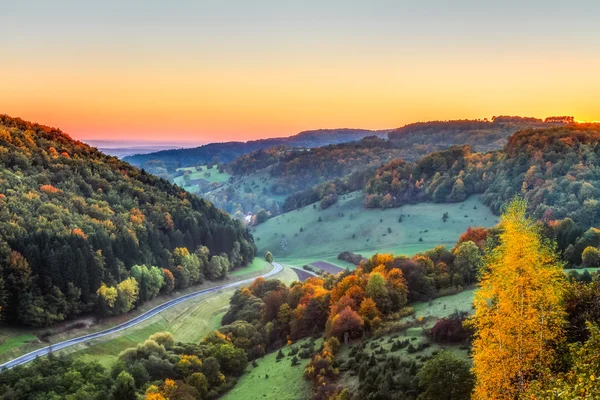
2, 1, 600, 142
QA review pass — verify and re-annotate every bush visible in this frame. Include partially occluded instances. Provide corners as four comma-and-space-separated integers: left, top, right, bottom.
430, 312, 470, 343
264, 251, 274, 263
337, 251, 367, 266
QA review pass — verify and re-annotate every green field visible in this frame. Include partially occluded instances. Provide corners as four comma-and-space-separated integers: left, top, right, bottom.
174, 165, 231, 193
254, 192, 497, 267
210, 168, 288, 203
63, 265, 299, 367
223, 337, 322, 400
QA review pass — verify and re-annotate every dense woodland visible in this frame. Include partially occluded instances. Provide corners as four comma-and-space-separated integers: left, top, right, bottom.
0, 115, 256, 326
387, 116, 550, 153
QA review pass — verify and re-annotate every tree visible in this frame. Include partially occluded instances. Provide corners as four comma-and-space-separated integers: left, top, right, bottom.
366, 272, 390, 313
582, 246, 600, 268
207, 255, 230, 280
417, 351, 474, 400
330, 306, 364, 339
186, 372, 209, 397
112, 371, 137, 400
526, 322, 600, 397
470, 199, 567, 399
358, 297, 380, 322
264, 251, 273, 263
162, 269, 175, 293
452, 241, 482, 285
148, 332, 175, 349
115, 277, 139, 313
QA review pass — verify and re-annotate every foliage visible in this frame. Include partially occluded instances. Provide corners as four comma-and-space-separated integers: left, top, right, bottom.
0, 115, 256, 326
526, 322, 600, 398
470, 199, 567, 398
416, 351, 475, 400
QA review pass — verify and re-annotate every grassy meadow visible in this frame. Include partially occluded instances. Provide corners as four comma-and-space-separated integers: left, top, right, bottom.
254, 192, 497, 268
223, 337, 323, 400
174, 165, 232, 193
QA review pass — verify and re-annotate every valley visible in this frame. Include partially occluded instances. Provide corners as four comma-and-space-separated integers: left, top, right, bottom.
1, 3, 596, 398
1, 116, 600, 400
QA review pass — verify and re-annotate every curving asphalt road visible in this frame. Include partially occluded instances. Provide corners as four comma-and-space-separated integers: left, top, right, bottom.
0, 262, 283, 370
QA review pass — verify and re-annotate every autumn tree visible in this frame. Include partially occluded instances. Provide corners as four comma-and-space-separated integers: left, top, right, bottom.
330, 306, 364, 339
470, 198, 567, 398
581, 246, 600, 268
526, 322, 600, 397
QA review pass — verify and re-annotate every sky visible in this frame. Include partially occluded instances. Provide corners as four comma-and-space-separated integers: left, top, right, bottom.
1, 0, 600, 142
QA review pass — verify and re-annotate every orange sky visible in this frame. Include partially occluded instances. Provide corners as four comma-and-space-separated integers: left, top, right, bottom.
2, 1, 600, 142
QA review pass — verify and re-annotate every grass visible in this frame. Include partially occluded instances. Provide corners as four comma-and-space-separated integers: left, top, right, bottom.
222, 337, 322, 400
63, 265, 299, 368
0, 332, 39, 361
208, 169, 287, 202
230, 258, 269, 276
412, 288, 475, 321
174, 165, 231, 193
0, 258, 274, 365
254, 192, 497, 267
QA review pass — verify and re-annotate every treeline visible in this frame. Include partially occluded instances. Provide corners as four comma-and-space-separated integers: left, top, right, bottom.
226, 145, 291, 176
387, 116, 551, 153
0, 115, 256, 326
283, 168, 376, 212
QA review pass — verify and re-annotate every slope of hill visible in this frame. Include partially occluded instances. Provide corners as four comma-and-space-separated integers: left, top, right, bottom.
366, 123, 600, 265
0, 115, 256, 327
123, 128, 390, 177
387, 116, 552, 155
205, 137, 403, 215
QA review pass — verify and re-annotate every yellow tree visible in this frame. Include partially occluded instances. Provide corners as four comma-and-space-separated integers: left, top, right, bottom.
470, 198, 567, 399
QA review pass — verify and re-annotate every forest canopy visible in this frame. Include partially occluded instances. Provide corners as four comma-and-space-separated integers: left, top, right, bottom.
0, 115, 256, 326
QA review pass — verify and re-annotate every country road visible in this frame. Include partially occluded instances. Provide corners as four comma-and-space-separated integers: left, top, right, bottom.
0, 262, 284, 370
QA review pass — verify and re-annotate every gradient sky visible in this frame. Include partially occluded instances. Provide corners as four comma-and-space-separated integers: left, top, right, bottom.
2, 1, 600, 142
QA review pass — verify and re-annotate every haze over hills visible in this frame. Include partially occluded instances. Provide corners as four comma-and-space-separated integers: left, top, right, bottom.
123, 128, 390, 173
84, 139, 207, 159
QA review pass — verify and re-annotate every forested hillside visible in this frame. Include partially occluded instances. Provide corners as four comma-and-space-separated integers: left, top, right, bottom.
123, 129, 389, 179
387, 116, 550, 154
366, 124, 600, 266
0, 115, 256, 327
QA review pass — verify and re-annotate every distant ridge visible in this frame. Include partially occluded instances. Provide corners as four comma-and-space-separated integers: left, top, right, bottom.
123, 128, 391, 169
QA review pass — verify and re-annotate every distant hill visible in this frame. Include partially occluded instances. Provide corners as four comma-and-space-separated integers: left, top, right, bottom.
387, 116, 552, 154
0, 115, 256, 327
123, 128, 390, 175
